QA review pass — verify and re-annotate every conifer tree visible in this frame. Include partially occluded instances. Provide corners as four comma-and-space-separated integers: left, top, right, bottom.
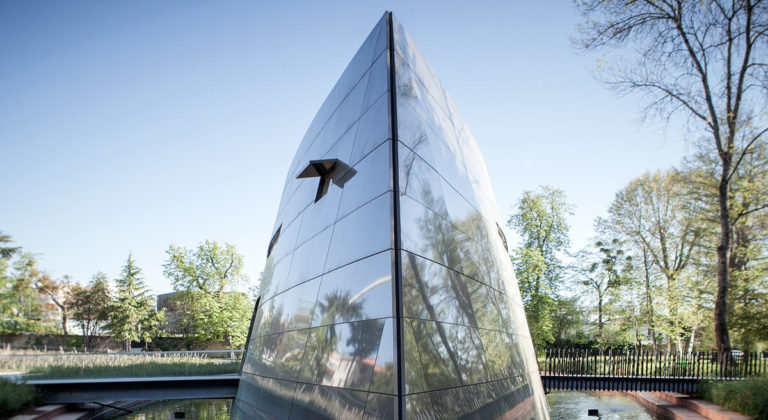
107, 254, 164, 351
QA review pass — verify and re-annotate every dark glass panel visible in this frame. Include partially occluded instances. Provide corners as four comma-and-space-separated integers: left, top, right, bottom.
427, 387, 460, 420
258, 254, 292, 302
405, 393, 435, 419
349, 93, 390, 166
324, 70, 369, 144
275, 178, 317, 238
402, 319, 429, 394
398, 143, 447, 220
362, 51, 388, 112
284, 226, 332, 289
249, 329, 308, 381
471, 282, 504, 332
270, 217, 301, 265
325, 192, 392, 272
408, 319, 489, 390
321, 121, 357, 167
273, 278, 322, 332
399, 195, 469, 277
479, 329, 525, 380
369, 318, 396, 394
299, 319, 385, 391
452, 382, 499, 419
312, 252, 392, 327
294, 177, 343, 246
401, 251, 478, 327
289, 383, 369, 420
406, 319, 459, 391
337, 140, 391, 220
233, 374, 295, 420
363, 393, 396, 420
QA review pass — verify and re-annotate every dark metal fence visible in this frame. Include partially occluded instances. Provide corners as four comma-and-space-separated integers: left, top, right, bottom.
539, 348, 767, 392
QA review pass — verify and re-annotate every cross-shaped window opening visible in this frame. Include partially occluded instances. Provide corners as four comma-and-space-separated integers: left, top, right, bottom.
296, 159, 341, 203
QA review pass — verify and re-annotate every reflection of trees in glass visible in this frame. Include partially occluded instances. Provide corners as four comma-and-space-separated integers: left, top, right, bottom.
303, 291, 382, 388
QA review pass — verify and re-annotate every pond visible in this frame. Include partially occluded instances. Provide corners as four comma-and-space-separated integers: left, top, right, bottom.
548, 390, 659, 419
117, 391, 657, 419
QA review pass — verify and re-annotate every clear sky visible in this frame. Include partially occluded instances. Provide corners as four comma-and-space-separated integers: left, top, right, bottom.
0, 1, 690, 294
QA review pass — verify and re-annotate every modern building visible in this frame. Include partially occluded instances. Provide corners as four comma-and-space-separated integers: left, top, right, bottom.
234, 12, 549, 419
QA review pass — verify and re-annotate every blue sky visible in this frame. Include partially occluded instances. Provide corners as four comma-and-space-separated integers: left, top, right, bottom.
0, 1, 689, 293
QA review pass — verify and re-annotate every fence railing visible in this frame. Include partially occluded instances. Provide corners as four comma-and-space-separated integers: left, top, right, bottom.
541, 348, 767, 380
0, 350, 243, 381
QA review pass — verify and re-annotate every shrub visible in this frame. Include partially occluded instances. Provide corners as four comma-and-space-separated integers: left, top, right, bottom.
699, 376, 768, 420
0, 378, 39, 416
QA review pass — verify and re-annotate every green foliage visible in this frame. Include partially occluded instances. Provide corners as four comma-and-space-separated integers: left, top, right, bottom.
508, 186, 573, 351
68, 273, 112, 350
2, 353, 240, 379
0, 231, 21, 260
169, 290, 251, 348
700, 377, 768, 419
163, 241, 246, 294
107, 255, 165, 351
0, 378, 39, 416
163, 241, 250, 348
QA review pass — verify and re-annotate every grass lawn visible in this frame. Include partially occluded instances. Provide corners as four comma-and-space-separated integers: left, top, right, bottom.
1, 353, 240, 379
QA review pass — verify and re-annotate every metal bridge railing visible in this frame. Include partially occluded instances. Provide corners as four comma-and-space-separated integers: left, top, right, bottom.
541, 348, 767, 380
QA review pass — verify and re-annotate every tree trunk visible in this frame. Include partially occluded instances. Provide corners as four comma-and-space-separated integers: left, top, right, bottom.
61, 311, 68, 337
597, 293, 604, 346
641, 247, 657, 351
715, 162, 732, 358
124, 339, 131, 353
686, 323, 697, 355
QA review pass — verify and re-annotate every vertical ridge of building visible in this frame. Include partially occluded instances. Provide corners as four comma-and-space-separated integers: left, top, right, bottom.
385, 11, 405, 420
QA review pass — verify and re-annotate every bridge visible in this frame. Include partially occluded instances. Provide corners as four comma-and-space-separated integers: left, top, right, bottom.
27, 375, 240, 403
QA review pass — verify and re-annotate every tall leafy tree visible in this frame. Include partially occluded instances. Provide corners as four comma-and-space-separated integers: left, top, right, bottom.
163, 241, 250, 348
684, 140, 768, 350
67, 273, 111, 351
576, 0, 768, 356
4, 253, 44, 333
571, 239, 633, 347
508, 186, 572, 350
604, 170, 703, 351
107, 255, 165, 352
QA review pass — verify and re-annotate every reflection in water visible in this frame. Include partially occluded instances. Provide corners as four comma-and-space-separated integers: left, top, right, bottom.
548, 391, 658, 420
117, 399, 231, 420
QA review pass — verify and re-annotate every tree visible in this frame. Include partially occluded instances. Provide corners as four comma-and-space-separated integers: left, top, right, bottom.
684, 139, 768, 350
163, 241, 250, 348
603, 170, 703, 351
107, 255, 165, 352
0, 231, 21, 260
508, 186, 573, 351
33, 275, 72, 336
550, 296, 588, 348
67, 274, 111, 351
576, 0, 768, 356
5, 253, 44, 333
571, 239, 633, 347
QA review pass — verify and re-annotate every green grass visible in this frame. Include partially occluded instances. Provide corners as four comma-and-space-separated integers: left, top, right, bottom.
1, 353, 240, 379
699, 376, 768, 419
0, 378, 39, 416
25, 360, 239, 379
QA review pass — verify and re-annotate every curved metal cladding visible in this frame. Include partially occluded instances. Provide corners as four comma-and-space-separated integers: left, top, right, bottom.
233, 12, 549, 419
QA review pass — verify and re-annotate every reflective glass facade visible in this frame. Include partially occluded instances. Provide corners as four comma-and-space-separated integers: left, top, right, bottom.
233, 12, 549, 419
